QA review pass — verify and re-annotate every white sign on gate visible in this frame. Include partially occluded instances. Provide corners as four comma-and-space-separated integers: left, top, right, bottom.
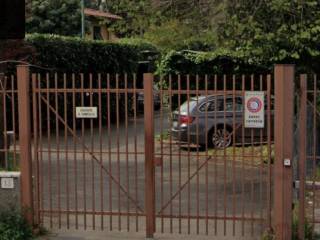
244, 91, 265, 128
76, 107, 98, 119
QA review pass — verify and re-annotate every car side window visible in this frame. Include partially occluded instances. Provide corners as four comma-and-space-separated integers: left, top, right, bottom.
199, 101, 215, 112
199, 99, 225, 112
225, 99, 233, 111
236, 97, 243, 111
222, 97, 243, 112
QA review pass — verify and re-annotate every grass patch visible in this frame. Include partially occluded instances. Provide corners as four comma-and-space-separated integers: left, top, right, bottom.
155, 130, 171, 141
316, 166, 320, 181
208, 144, 275, 165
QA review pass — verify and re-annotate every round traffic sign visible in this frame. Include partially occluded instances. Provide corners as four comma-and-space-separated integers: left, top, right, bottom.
247, 97, 262, 113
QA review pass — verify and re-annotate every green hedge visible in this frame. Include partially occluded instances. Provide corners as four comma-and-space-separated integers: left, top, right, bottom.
156, 48, 320, 77
26, 34, 159, 73
117, 38, 159, 53
156, 49, 269, 76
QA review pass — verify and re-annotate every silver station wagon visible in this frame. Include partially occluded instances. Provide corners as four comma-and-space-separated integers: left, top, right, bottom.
171, 94, 274, 148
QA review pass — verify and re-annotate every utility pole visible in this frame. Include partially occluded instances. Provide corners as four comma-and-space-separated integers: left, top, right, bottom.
81, 0, 85, 38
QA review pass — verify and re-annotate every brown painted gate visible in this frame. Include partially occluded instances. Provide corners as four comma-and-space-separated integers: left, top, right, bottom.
4, 64, 318, 239
28, 70, 275, 239
31, 72, 148, 232
153, 73, 274, 238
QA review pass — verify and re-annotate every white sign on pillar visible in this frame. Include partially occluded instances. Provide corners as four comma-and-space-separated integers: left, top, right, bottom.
244, 91, 265, 128
1, 178, 14, 189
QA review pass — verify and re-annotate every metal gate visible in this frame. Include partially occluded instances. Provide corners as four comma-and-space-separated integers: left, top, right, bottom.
31, 72, 147, 232
7, 64, 320, 239
153, 74, 274, 238
28, 70, 275, 238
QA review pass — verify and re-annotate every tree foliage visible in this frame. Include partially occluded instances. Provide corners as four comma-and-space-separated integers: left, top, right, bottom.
25, 0, 320, 73
104, 0, 156, 37
218, 0, 320, 65
144, 19, 217, 52
26, 0, 82, 36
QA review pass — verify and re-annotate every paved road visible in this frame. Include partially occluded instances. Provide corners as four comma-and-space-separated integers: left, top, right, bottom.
34, 109, 271, 239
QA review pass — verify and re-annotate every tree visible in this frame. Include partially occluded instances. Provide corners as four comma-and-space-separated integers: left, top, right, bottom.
218, 0, 320, 65
104, 0, 156, 37
26, 0, 82, 36
144, 19, 217, 52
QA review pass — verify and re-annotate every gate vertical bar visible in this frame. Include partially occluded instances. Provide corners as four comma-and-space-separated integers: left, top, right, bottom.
298, 74, 307, 240
17, 65, 34, 226
32, 74, 40, 226
274, 64, 295, 240
144, 73, 155, 238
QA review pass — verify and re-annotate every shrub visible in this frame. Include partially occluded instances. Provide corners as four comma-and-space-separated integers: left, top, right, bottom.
25, 34, 158, 73
156, 49, 269, 76
117, 38, 159, 53
292, 205, 320, 240
262, 206, 320, 240
0, 207, 33, 240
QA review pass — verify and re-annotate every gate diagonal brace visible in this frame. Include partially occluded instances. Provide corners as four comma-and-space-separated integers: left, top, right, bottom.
157, 125, 242, 215
158, 155, 213, 215
0, 76, 13, 101
39, 94, 144, 213
307, 99, 320, 118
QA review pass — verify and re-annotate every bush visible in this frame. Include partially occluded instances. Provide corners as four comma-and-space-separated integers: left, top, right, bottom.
261, 205, 320, 240
0, 207, 33, 240
156, 49, 269, 76
117, 38, 159, 53
25, 34, 158, 73
292, 205, 320, 240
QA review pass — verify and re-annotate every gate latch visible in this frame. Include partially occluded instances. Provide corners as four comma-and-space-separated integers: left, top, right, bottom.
284, 158, 291, 167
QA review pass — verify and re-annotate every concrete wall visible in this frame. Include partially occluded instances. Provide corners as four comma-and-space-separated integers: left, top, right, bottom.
0, 171, 20, 209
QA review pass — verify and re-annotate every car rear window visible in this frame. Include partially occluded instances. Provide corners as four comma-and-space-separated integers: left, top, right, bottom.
179, 101, 197, 113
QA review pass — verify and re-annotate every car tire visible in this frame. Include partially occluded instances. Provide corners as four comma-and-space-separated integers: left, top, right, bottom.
208, 126, 232, 149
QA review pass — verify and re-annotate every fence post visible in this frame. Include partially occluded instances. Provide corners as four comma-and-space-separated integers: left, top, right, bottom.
17, 65, 34, 226
144, 73, 155, 238
274, 64, 295, 240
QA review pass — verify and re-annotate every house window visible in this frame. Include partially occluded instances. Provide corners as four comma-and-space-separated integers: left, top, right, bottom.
93, 26, 102, 40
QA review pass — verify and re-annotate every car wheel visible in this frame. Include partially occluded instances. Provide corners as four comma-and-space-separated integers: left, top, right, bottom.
209, 127, 232, 149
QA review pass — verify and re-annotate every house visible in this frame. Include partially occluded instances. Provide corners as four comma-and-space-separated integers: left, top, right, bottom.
84, 8, 122, 41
